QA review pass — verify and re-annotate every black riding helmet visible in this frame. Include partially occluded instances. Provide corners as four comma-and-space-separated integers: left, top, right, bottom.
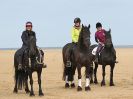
74, 17, 81, 23
96, 22, 102, 28
26, 21, 32, 27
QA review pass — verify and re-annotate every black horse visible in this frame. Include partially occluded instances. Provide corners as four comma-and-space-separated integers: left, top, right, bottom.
13, 35, 45, 96
90, 29, 117, 86
63, 25, 92, 91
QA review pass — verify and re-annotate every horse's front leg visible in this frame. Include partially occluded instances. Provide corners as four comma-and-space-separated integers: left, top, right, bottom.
29, 72, 35, 96
90, 63, 94, 84
85, 65, 91, 91
25, 72, 30, 93
94, 63, 98, 84
77, 66, 82, 91
13, 70, 18, 93
37, 69, 44, 96
101, 65, 106, 86
110, 63, 115, 86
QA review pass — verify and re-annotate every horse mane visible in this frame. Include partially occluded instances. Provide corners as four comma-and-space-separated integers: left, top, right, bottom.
105, 29, 112, 39
78, 24, 90, 50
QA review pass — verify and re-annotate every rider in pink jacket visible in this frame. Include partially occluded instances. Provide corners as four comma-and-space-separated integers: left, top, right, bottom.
95, 22, 106, 63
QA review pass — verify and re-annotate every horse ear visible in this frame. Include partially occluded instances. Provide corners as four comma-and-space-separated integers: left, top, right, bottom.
88, 24, 90, 29
82, 24, 84, 28
109, 28, 111, 33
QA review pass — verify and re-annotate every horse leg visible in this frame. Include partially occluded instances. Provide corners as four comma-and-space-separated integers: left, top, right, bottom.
29, 72, 35, 96
25, 72, 30, 93
77, 66, 82, 91
65, 75, 69, 88
101, 65, 106, 86
64, 65, 70, 88
85, 66, 91, 91
90, 63, 94, 84
94, 63, 98, 84
37, 70, 44, 96
13, 70, 18, 93
110, 64, 115, 86
71, 65, 76, 88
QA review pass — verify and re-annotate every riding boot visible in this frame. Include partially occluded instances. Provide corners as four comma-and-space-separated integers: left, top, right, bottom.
66, 61, 71, 67
94, 53, 98, 63
18, 55, 22, 70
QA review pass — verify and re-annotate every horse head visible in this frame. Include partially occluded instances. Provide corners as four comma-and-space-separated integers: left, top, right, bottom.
105, 29, 113, 48
28, 36, 37, 57
78, 24, 91, 50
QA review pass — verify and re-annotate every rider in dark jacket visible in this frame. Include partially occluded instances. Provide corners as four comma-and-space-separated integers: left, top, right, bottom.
18, 22, 46, 68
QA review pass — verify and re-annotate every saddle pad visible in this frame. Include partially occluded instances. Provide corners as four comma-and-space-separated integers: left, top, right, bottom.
92, 47, 98, 55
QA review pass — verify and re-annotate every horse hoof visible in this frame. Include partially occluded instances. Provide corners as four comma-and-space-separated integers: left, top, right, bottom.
13, 89, 18, 93
71, 83, 75, 88
39, 92, 44, 96
90, 80, 94, 84
30, 92, 35, 96
25, 89, 30, 94
85, 86, 91, 91
77, 86, 82, 91
110, 83, 115, 86
94, 80, 98, 84
65, 83, 70, 88
101, 81, 106, 86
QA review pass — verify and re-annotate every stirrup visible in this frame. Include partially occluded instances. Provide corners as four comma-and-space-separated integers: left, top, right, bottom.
115, 61, 119, 63
18, 64, 22, 70
42, 63, 47, 68
66, 61, 71, 67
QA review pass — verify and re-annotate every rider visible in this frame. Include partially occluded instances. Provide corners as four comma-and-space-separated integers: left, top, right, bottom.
95, 22, 106, 63
72, 17, 82, 44
66, 17, 82, 67
18, 21, 46, 68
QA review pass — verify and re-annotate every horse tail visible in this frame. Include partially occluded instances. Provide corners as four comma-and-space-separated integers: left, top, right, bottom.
62, 52, 74, 81
15, 69, 25, 90
62, 43, 74, 81
14, 51, 26, 90
62, 62, 74, 81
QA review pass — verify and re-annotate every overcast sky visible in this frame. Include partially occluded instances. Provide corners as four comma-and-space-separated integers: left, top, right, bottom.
0, 0, 133, 48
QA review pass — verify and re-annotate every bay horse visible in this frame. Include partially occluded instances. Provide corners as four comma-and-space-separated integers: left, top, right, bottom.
90, 29, 117, 86
13, 35, 45, 96
63, 24, 92, 91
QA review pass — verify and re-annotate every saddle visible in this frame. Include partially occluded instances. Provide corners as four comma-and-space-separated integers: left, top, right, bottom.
92, 46, 104, 56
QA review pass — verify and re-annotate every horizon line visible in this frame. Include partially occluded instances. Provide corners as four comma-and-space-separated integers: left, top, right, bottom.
0, 45, 133, 50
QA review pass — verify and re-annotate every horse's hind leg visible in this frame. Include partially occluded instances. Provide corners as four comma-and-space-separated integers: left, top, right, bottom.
29, 72, 35, 96
101, 65, 106, 86
64, 66, 70, 88
71, 65, 76, 88
110, 64, 115, 86
94, 63, 98, 84
25, 72, 30, 93
37, 69, 44, 96
13, 70, 18, 93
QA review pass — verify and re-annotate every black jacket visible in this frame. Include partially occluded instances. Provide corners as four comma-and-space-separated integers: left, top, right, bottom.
21, 30, 36, 47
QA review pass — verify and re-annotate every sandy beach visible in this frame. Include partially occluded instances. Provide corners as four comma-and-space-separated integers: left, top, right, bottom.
0, 48, 133, 99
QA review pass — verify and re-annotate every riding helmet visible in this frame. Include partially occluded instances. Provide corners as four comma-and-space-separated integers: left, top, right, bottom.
96, 22, 102, 28
74, 17, 81, 23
